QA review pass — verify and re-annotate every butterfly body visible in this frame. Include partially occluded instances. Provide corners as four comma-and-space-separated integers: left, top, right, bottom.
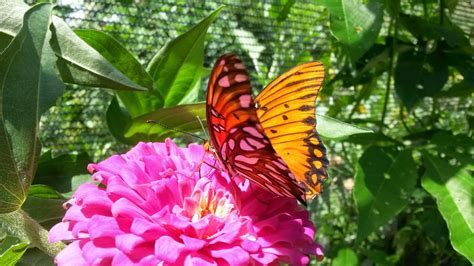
206, 54, 328, 205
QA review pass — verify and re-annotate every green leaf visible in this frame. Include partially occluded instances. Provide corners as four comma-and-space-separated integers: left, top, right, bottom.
106, 96, 133, 145
317, 114, 373, 140
146, 6, 224, 108
0, 32, 13, 53
17, 248, 54, 266
113, 101, 373, 144
0, 3, 61, 213
74, 30, 156, 116
0, 235, 21, 255
74, 30, 153, 90
399, 14, 469, 48
123, 103, 207, 143
438, 81, 474, 98
421, 153, 474, 263
61, 174, 94, 199
322, 0, 383, 62
429, 131, 474, 165
26, 185, 64, 200
354, 147, 417, 242
22, 185, 65, 227
0, 242, 28, 266
33, 151, 91, 193
333, 248, 358, 266
394, 50, 449, 110
0, 0, 145, 92
269, 0, 296, 23
50, 18, 147, 92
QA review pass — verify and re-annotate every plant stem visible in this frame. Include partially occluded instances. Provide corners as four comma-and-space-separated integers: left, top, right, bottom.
380, 9, 399, 133
0, 209, 65, 257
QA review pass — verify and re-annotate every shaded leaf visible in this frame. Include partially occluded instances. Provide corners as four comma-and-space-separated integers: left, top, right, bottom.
322, 0, 383, 62
394, 50, 448, 110
399, 14, 469, 48
354, 147, 417, 242
33, 151, 91, 193
17, 248, 53, 266
61, 174, 94, 199
106, 97, 133, 145
317, 114, 373, 140
0, 32, 13, 53
147, 6, 223, 108
0, 3, 60, 213
0, 242, 28, 266
421, 153, 474, 263
22, 185, 65, 228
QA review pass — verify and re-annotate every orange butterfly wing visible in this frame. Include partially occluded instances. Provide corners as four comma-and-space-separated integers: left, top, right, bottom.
255, 62, 328, 198
206, 54, 307, 204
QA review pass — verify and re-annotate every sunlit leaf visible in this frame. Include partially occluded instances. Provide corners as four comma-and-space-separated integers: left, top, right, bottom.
317, 114, 373, 140
421, 153, 474, 263
74, 29, 157, 117
50, 18, 147, 92
0, 242, 28, 266
123, 103, 207, 143
147, 6, 224, 108
0, 0, 145, 92
333, 248, 358, 266
321, 0, 383, 62
74, 29, 153, 91
354, 147, 417, 242
269, 0, 296, 22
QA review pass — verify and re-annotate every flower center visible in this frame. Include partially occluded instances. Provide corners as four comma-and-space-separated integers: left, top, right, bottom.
191, 187, 235, 221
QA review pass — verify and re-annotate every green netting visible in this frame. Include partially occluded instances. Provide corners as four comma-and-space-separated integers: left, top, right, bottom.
40, 0, 331, 159
37, 0, 472, 161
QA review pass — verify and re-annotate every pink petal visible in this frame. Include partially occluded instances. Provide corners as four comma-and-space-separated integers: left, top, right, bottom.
88, 216, 123, 239
241, 238, 260, 253
115, 234, 145, 253
155, 236, 185, 263
181, 235, 207, 250
54, 240, 88, 266
49, 222, 73, 242
210, 246, 250, 265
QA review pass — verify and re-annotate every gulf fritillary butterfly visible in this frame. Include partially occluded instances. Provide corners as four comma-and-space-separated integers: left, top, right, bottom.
206, 53, 328, 205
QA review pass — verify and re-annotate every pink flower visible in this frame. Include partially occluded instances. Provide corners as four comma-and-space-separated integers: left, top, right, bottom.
49, 139, 324, 265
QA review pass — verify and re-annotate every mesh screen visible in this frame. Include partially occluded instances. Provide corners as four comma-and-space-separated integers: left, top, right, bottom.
37, 0, 472, 160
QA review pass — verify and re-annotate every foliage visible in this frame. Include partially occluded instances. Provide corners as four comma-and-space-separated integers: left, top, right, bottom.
0, 0, 472, 264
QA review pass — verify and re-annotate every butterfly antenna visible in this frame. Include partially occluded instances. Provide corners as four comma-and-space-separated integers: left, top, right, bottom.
196, 116, 210, 140
146, 120, 206, 142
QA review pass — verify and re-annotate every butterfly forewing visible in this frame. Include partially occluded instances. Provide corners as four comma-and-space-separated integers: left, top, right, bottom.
206, 54, 307, 204
255, 62, 329, 198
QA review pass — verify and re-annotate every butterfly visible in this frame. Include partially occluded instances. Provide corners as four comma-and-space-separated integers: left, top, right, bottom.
206, 53, 328, 205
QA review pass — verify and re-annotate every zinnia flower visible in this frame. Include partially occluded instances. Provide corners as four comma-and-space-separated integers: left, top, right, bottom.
49, 139, 324, 265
